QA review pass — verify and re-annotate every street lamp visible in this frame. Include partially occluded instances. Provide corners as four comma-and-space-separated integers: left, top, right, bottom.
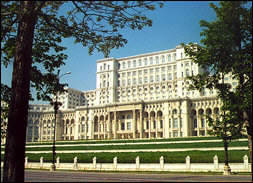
50, 70, 71, 171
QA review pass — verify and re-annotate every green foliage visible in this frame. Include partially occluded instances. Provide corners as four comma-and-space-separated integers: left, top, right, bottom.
1, 84, 11, 140
182, 2, 252, 142
22, 136, 220, 146
1, 1, 163, 102
21, 140, 248, 152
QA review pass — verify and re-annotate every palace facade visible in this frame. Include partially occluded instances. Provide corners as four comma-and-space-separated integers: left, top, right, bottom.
26, 45, 237, 142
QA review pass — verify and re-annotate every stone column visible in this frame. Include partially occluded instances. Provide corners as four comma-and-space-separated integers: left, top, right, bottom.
108, 112, 112, 139
74, 113, 80, 140
133, 109, 136, 139
68, 123, 71, 140
97, 119, 100, 139
104, 120, 106, 139
32, 124, 35, 142
148, 116, 151, 139
63, 120, 67, 140
139, 110, 143, 139
49, 121, 52, 141
164, 102, 170, 138
197, 113, 201, 136
113, 111, 117, 139
155, 117, 158, 138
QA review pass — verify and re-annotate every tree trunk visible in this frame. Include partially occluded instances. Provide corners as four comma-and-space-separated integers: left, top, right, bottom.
244, 110, 252, 171
223, 138, 229, 166
3, 1, 38, 182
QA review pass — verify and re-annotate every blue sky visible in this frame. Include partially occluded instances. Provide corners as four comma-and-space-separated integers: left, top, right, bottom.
1, 1, 219, 104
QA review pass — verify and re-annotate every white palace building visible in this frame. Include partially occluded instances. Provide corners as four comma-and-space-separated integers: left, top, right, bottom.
26, 44, 237, 142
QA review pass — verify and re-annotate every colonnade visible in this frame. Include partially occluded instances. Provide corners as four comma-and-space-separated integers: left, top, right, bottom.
32, 98, 221, 142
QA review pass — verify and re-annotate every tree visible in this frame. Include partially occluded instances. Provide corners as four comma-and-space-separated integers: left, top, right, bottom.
1, 84, 12, 144
1, 1, 163, 181
182, 1, 252, 171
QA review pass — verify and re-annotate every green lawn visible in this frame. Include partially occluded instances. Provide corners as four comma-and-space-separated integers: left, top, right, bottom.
15, 150, 249, 163
22, 140, 248, 151
24, 136, 221, 146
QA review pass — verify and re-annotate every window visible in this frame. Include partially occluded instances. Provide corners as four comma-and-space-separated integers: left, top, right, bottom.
138, 59, 142, 66
146, 120, 149, 129
161, 55, 165, 63
104, 63, 106, 70
155, 68, 160, 72
121, 122, 125, 130
186, 69, 190, 76
133, 60, 136, 67
144, 58, 148, 65
144, 69, 148, 74
161, 67, 165, 72
149, 57, 153, 65
173, 53, 176, 61
174, 72, 177, 79
100, 66, 102, 71
127, 114, 132, 119
168, 54, 171, 62
144, 77, 148, 83
162, 74, 166, 81
139, 77, 142, 84
150, 76, 154, 82
173, 131, 178, 137
150, 68, 153, 74
128, 61, 131, 68
133, 78, 136, 85
153, 120, 156, 129
173, 118, 178, 128
108, 65, 110, 70
201, 118, 205, 128
122, 80, 126, 86
155, 56, 159, 64
193, 119, 197, 128
160, 120, 163, 128
156, 75, 160, 82
123, 62, 126, 69
168, 73, 172, 80
127, 122, 131, 130
127, 79, 131, 85
127, 72, 131, 77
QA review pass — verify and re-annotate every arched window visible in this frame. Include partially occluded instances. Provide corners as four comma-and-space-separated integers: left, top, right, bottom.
172, 109, 177, 114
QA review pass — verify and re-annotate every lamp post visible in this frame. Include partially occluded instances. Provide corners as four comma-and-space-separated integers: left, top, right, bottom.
50, 70, 71, 171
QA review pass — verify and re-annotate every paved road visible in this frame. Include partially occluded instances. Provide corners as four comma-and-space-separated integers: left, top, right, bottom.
16, 170, 252, 182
